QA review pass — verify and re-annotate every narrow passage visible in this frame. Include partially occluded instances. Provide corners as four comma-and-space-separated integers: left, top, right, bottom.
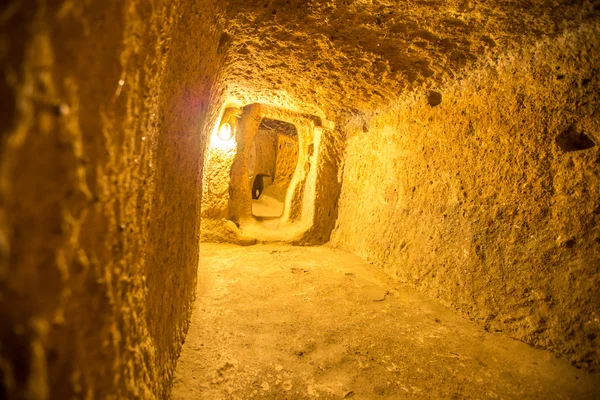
172, 244, 598, 399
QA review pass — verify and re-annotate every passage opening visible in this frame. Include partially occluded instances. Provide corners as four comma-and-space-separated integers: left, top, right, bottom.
249, 118, 299, 219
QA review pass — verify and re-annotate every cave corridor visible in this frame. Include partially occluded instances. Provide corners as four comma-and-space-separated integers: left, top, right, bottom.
1, 1, 600, 399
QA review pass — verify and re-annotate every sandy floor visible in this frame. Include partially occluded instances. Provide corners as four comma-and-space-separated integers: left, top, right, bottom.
171, 244, 599, 399
252, 195, 284, 218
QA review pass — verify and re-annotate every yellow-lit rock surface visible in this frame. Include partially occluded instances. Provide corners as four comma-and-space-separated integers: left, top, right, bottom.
172, 244, 600, 399
331, 25, 600, 371
1, 0, 599, 399
0, 1, 223, 398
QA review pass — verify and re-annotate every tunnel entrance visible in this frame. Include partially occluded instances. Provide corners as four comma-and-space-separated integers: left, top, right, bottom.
249, 118, 299, 220
200, 102, 334, 242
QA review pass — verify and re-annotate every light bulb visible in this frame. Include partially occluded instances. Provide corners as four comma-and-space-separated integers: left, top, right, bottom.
217, 123, 233, 141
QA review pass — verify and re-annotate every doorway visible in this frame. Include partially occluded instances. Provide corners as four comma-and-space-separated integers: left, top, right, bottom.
249, 118, 299, 219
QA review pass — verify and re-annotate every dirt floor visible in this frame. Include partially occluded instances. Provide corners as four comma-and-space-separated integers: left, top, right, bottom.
252, 195, 284, 218
171, 244, 599, 399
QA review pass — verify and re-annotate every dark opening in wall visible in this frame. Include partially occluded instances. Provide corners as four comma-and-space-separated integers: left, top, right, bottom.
555, 126, 596, 152
427, 90, 443, 107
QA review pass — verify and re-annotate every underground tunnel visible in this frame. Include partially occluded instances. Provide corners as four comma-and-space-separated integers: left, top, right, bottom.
1, 0, 600, 399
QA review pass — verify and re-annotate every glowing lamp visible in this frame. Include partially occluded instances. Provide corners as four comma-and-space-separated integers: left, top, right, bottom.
217, 122, 234, 141
210, 108, 239, 150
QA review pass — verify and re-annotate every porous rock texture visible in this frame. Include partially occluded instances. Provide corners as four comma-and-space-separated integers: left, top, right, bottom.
172, 244, 600, 399
331, 25, 600, 371
216, 0, 600, 371
220, 0, 599, 113
1, 1, 223, 398
2, 0, 600, 399
210, 0, 600, 244
250, 130, 277, 178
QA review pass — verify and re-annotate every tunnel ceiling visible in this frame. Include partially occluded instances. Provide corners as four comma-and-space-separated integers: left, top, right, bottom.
220, 0, 598, 113
260, 118, 298, 137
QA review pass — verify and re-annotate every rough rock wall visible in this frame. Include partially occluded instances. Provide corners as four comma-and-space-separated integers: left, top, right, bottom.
144, 1, 223, 397
0, 1, 223, 398
215, 0, 598, 246
298, 128, 345, 244
332, 25, 600, 371
275, 135, 299, 186
202, 147, 236, 221
222, 0, 598, 113
263, 135, 299, 202
252, 130, 277, 177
